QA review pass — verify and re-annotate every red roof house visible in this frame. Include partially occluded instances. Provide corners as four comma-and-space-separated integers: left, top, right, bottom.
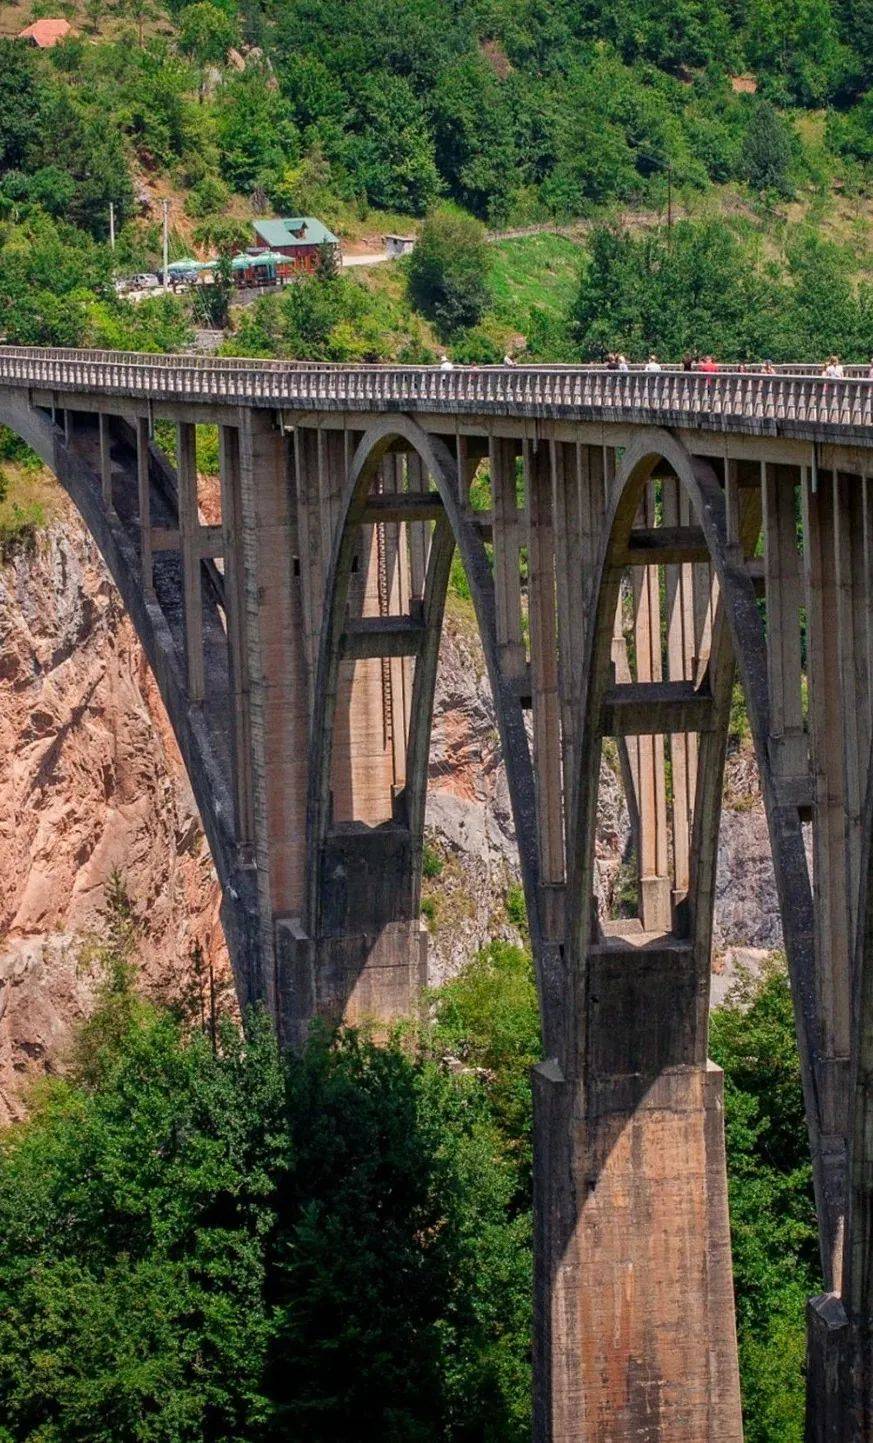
18, 18, 75, 46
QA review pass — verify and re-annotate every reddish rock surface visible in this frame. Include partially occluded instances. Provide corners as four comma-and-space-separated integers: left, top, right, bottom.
0, 495, 226, 1122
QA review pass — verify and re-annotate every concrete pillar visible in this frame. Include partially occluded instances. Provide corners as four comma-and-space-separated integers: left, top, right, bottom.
278, 433, 428, 1045
233, 409, 308, 1021
533, 942, 743, 1443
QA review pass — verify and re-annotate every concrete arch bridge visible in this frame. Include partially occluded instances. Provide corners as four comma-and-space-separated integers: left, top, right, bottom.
2, 347, 873, 1442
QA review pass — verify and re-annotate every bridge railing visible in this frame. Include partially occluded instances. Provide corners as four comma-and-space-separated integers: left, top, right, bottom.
0, 346, 867, 377
0, 346, 871, 431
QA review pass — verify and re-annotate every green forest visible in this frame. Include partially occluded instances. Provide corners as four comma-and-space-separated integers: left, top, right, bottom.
0, 0, 872, 359
0, 887, 817, 1442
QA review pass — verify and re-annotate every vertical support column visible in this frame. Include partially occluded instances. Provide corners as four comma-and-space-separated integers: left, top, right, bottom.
579, 442, 605, 584
833, 470, 866, 941
534, 958, 743, 1443
803, 466, 851, 1290
235, 408, 308, 1028
551, 441, 586, 844
219, 424, 255, 852
99, 412, 113, 510
631, 482, 671, 933
763, 463, 807, 781
295, 425, 328, 685
663, 476, 699, 900
177, 420, 205, 704
806, 476, 873, 1443
863, 475, 873, 749
526, 440, 565, 894
407, 452, 429, 606
383, 453, 413, 793
490, 435, 526, 686
136, 415, 154, 598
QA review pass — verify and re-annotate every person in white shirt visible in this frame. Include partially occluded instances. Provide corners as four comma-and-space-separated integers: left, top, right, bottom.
439, 355, 454, 370
503, 354, 517, 366
617, 354, 629, 372
644, 355, 661, 372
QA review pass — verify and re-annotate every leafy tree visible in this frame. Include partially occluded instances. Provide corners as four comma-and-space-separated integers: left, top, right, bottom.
710, 957, 819, 1442
183, 172, 230, 218
430, 55, 518, 222
84, 0, 107, 32
0, 897, 286, 1442
0, 40, 42, 174
741, 101, 795, 194
343, 74, 440, 214
0, 923, 532, 1441
116, 47, 198, 167
573, 220, 781, 360
268, 146, 339, 226
122, 0, 156, 47
41, 86, 134, 238
192, 215, 250, 255
743, 0, 848, 104
425, 940, 540, 1198
215, 70, 299, 191
178, 1, 238, 99
193, 253, 234, 328
407, 207, 490, 337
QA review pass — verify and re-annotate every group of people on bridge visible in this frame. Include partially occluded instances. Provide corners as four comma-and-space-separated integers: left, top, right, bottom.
435, 349, 873, 374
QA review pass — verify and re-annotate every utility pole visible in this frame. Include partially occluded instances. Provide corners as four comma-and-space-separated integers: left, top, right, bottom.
667, 164, 673, 249
109, 201, 115, 251
162, 198, 170, 294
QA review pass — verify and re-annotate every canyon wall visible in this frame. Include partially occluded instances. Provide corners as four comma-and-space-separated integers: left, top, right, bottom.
0, 495, 780, 1115
0, 499, 226, 1122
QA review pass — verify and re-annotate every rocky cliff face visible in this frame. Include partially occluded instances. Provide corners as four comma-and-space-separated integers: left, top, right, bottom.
0, 496, 780, 1113
0, 496, 226, 1123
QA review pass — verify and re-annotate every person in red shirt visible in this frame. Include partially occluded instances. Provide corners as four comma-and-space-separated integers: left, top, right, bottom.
697, 355, 719, 374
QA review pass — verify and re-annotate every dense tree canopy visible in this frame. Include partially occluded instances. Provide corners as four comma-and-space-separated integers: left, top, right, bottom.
572, 219, 873, 361
0, 918, 817, 1442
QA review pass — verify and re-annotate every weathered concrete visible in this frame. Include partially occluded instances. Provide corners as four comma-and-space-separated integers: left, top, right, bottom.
3, 350, 873, 1442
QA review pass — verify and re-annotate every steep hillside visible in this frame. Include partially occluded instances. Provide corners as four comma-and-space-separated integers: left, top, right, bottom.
0, 0, 873, 361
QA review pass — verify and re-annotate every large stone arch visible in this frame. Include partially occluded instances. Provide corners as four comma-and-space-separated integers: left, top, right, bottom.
305, 414, 547, 1019
566, 427, 830, 1257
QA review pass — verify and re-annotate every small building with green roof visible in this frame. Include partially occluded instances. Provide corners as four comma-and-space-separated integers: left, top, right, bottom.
251, 217, 340, 272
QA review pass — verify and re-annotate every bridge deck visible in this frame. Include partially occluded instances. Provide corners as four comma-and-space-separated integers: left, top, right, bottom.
0, 347, 871, 442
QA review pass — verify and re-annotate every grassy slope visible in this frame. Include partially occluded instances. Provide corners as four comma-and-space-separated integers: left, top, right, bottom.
487, 234, 583, 328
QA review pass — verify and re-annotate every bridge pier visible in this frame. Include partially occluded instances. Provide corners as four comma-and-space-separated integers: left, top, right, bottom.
533, 1034, 741, 1443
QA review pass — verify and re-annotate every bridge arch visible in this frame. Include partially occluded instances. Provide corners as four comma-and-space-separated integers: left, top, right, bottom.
566, 429, 828, 1241
305, 413, 547, 1026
